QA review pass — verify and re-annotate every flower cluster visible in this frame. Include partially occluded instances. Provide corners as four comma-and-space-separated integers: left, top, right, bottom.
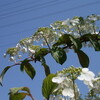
51, 67, 100, 100
32, 27, 59, 46
51, 14, 100, 38
4, 37, 41, 62
78, 68, 100, 89
4, 14, 100, 62
52, 66, 81, 100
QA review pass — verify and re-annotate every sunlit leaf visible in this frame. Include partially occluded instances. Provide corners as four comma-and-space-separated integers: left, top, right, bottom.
51, 47, 67, 65
76, 50, 89, 68
9, 87, 30, 94
42, 74, 58, 99
0, 66, 12, 86
9, 93, 28, 100
9, 87, 32, 100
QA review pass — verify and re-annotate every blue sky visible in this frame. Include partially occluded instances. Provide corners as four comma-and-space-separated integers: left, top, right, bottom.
0, 0, 100, 100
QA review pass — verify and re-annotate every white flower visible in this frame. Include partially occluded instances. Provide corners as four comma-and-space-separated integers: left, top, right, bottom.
28, 48, 35, 54
77, 68, 95, 87
62, 19, 70, 25
93, 78, 100, 93
9, 56, 16, 62
62, 88, 74, 97
71, 18, 79, 26
21, 47, 27, 53
91, 31, 99, 34
52, 74, 66, 84
16, 43, 21, 50
88, 14, 98, 21
4, 53, 7, 58
52, 74, 80, 99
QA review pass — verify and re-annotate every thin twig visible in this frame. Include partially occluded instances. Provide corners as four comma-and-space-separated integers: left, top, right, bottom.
72, 80, 77, 100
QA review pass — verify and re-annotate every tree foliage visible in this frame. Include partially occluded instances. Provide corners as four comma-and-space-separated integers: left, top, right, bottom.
0, 14, 100, 100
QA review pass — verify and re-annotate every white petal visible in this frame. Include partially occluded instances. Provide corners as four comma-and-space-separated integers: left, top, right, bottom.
52, 76, 65, 84
77, 74, 86, 80
88, 71, 95, 77
84, 80, 93, 87
62, 88, 74, 97
82, 68, 89, 73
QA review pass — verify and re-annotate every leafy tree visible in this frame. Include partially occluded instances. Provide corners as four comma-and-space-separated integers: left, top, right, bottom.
0, 14, 100, 100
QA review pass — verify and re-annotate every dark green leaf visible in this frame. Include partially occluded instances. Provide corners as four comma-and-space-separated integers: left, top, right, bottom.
20, 60, 36, 79
20, 59, 29, 72
42, 74, 58, 99
24, 63, 36, 80
79, 17, 84, 25
69, 35, 82, 50
38, 56, 51, 76
0, 66, 12, 86
42, 63, 51, 76
51, 47, 67, 65
88, 36, 100, 51
53, 34, 72, 46
76, 50, 89, 68
35, 48, 49, 61
80, 34, 100, 51
40, 57, 51, 76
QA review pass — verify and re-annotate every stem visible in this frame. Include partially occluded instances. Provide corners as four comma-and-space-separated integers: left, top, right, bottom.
41, 34, 51, 51
72, 80, 77, 100
29, 94, 35, 100
77, 25, 82, 36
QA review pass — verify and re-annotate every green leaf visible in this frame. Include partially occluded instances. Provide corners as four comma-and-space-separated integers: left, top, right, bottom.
40, 57, 51, 76
20, 60, 36, 79
9, 93, 27, 100
24, 63, 36, 80
53, 34, 72, 46
20, 59, 29, 72
51, 47, 67, 65
9, 87, 30, 94
69, 35, 82, 50
0, 66, 12, 86
42, 63, 51, 76
42, 74, 58, 99
79, 17, 85, 25
88, 36, 100, 51
80, 34, 100, 51
35, 48, 49, 61
9, 87, 31, 100
76, 50, 89, 68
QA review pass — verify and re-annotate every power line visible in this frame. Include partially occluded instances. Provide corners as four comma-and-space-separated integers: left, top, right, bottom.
0, 0, 99, 28
0, 0, 45, 12
0, 24, 49, 38
0, 11, 100, 48
0, 0, 23, 8
0, 28, 36, 38
0, 42, 17, 48
0, 0, 60, 16
0, 0, 68, 19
